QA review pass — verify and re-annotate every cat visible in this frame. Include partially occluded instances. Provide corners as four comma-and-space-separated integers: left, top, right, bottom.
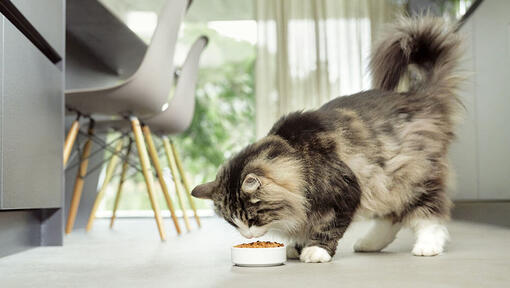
192, 16, 464, 263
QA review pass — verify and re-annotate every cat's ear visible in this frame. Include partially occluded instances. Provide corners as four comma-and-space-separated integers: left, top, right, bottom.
242, 173, 261, 193
191, 182, 215, 199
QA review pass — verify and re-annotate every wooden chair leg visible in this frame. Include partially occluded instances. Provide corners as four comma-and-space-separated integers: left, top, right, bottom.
86, 138, 124, 232
130, 117, 166, 241
63, 119, 80, 166
160, 137, 192, 232
142, 125, 183, 234
167, 138, 201, 227
110, 138, 133, 229
65, 122, 94, 234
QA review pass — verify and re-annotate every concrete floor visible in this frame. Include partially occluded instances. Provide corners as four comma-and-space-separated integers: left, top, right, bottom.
0, 218, 509, 288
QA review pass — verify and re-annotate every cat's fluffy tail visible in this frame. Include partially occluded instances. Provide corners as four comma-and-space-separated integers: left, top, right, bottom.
370, 16, 463, 96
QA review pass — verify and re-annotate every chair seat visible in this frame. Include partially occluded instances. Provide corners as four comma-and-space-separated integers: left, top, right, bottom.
146, 104, 190, 135
65, 82, 168, 117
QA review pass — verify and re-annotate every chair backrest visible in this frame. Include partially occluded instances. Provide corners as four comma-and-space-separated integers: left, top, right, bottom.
161, 36, 208, 133
126, 0, 188, 110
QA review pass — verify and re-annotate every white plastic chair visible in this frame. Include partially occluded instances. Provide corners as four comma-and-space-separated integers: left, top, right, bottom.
95, 36, 208, 134
91, 36, 208, 233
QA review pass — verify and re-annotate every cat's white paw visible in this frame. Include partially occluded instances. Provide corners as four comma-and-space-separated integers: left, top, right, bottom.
353, 238, 384, 252
286, 245, 300, 259
412, 241, 443, 256
410, 219, 448, 257
299, 246, 332, 263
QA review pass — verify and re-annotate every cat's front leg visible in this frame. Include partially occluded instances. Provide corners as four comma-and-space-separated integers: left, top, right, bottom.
286, 242, 302, 259
298, 155, 361, 263
299, 215, 351, 263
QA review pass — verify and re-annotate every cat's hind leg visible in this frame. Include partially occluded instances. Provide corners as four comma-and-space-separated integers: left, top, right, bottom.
410, 217, 449, 256
406, 174, 452, 256
354, 217, 402, 252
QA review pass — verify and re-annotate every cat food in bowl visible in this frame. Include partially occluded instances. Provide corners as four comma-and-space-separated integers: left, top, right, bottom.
231, 241, 286, 267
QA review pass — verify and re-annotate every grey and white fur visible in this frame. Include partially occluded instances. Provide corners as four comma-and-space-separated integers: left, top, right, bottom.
192, 16, 464, 263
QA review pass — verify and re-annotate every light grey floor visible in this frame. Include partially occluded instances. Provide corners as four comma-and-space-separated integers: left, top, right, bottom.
0, 217, 509, 288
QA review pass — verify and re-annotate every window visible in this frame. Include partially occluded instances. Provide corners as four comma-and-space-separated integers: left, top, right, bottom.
96, 0, 256, 217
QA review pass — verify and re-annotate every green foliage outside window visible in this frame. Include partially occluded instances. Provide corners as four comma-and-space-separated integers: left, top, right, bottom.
99, 23, 256, 212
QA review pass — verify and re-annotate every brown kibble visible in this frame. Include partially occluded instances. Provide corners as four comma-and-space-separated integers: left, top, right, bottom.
234, 241, 284, 248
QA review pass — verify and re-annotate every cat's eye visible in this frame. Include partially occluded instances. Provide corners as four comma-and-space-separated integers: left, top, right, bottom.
242, 173, 261, 193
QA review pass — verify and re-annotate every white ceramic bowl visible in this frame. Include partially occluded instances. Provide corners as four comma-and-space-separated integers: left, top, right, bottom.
231, 245, 286, 267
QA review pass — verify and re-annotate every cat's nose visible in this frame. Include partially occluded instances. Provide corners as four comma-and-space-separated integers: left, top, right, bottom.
249, 225, 268, 238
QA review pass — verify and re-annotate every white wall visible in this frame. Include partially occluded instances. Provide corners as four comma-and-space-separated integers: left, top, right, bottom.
450, 0, 510, 200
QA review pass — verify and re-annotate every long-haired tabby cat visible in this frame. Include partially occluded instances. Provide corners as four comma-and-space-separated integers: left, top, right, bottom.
192, 16, 464, 263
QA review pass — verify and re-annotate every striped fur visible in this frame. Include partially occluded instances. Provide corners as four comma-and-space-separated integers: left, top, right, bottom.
192, 16, 464, 261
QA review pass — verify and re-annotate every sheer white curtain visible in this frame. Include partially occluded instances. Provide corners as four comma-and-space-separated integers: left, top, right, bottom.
255, 0, 401, 137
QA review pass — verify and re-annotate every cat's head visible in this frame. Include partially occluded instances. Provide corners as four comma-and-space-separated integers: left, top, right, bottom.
191, 136, 306, 238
